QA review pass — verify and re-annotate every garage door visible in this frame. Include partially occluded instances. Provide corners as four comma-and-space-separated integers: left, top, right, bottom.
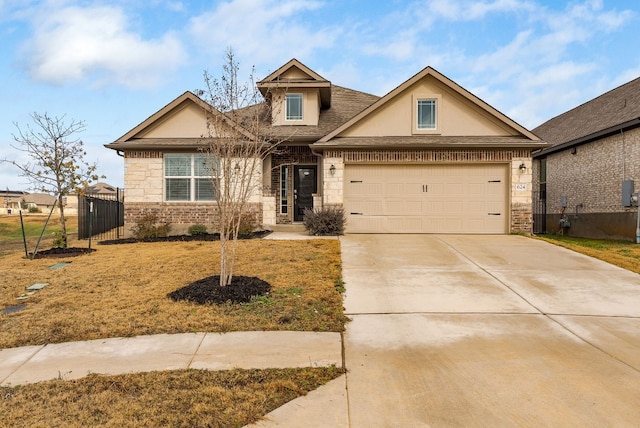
344, 164, 508, 234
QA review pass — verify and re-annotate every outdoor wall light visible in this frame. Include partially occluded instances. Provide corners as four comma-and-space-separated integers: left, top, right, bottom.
519, 163, 526, 173
329, 164, 336, 176
234, 163, 241, 173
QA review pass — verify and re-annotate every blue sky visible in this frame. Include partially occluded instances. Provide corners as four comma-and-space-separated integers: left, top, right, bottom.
1, 0, 639, 190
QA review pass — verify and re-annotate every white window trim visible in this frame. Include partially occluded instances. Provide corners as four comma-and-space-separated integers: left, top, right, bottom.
164, 153, 216, 202
285, 93, 303, 121
412, 94, 441, 135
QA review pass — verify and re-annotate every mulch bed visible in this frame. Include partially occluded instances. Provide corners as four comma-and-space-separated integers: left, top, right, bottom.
30, 248, 96, 259
167, 275, 271, 304
99, 230, 272, 245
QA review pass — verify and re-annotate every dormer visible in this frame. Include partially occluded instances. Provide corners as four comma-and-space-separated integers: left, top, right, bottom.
257, 59, 331, 126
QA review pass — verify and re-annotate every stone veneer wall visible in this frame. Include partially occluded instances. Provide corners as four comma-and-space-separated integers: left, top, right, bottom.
123, 151, 263, 236
322, 149, 534, 234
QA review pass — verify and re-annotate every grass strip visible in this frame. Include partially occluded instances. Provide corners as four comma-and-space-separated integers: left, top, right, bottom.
1, 367, 344, 427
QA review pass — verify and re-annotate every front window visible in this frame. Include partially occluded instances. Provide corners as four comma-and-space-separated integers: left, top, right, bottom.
417, 99, 436, 129
164, 154, 215, 201
285, 94, 303, 121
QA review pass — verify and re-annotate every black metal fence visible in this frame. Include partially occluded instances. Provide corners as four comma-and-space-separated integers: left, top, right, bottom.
78, 189, 124, 240
532, 189, 546, 234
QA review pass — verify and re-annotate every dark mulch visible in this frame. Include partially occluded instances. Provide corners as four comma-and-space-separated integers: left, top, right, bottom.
167, 275, 271, 304
30, 248, 95, 259
99, 230, 272, 245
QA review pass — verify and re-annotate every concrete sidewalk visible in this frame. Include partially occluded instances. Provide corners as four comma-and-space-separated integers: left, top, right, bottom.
0, 331, 342, 386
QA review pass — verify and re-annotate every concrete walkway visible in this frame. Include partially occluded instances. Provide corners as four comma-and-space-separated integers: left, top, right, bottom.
0, 331, 342, 386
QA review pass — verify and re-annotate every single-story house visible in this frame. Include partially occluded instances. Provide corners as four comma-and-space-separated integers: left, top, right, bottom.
532, 76, 640, 240
0, 190, 26, 214
106, 59, 546, 236
4, 192, 59, 214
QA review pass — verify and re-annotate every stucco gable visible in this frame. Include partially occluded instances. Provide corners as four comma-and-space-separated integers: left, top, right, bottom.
106, 91, 256, 151
258, 59, 331, 109
318, 66, 540, 143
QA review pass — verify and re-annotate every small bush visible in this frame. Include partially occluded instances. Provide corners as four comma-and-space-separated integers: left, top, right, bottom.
188, 224, 208, 236
52, 231, 66, 248
28, 206, 40, 213
131, 213, 171, 239
237, 211, 259, 236
303, 206, 346, 236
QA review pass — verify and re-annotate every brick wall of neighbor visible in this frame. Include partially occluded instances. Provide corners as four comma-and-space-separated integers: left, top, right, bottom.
323, 149, 534, 234
535, 128, 640, 240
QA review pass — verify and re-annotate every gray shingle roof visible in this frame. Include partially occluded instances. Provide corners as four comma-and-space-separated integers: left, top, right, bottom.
533, 76, 640, 148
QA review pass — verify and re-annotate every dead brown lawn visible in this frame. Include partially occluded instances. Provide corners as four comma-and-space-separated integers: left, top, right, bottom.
0, 238, 346, 348
0, 367, 343, 427
533, 235, 640, 275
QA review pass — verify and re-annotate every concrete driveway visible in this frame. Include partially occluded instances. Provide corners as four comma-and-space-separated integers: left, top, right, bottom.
342, 235, 640, 427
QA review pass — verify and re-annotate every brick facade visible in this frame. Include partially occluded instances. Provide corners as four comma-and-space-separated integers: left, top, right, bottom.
533, 128, 640, 240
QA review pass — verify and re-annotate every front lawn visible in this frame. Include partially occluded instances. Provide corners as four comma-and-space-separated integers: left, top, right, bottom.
534, 234, 640, 274
0, 239, 346, 348
0, 367, 343, 427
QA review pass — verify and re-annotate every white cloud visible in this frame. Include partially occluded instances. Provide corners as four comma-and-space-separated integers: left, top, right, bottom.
426, 0, 537, 21
19, 3, 187, 87
188, 0, 336, 69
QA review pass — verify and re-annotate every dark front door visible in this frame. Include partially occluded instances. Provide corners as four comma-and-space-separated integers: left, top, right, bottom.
294, 166, 317, 221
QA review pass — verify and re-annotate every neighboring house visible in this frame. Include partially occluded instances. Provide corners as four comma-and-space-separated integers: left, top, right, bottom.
532, 76, 640, 240
5, 192, 59, 213
106, 59, 545, 236
0, 190, 26, 214
66, 182, 123, 215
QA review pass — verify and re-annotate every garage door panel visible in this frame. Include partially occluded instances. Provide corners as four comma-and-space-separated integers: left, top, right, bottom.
344, 164, 508, 234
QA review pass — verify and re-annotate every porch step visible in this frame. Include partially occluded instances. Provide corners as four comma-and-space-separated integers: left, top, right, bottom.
268, 224, 306, 233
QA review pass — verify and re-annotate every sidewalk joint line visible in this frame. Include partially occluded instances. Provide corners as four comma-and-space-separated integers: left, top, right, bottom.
1, 344, 46, 386
186, 333, 207, 369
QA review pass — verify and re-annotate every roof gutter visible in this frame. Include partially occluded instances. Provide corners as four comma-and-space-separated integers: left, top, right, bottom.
533, 118, 640, 158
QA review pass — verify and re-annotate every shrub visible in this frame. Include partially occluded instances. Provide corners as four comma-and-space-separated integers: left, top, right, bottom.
303, 206, 346, 236
52, 231, 66, 248
131, 212, 171, 239
188, 224, 208, 236
237, 211, 259, 236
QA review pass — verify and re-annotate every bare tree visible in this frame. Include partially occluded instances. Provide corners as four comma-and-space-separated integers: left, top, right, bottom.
4, 113, 101, 248
198, 49, 283, 287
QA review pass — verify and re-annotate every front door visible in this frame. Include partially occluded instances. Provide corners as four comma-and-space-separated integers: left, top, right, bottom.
294, 166, 317, 221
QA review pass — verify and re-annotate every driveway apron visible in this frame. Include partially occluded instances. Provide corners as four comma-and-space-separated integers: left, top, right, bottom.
341, 234, 640, 427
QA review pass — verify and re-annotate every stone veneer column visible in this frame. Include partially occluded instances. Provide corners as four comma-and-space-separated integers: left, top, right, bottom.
511, 158, 533, 234
323, 157, 344, 206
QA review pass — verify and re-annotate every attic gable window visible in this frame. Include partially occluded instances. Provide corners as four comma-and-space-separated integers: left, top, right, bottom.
164, 154, 215, 201
417, 99, 436, 129
285, 94, 303, 121
413, 94, 441, 134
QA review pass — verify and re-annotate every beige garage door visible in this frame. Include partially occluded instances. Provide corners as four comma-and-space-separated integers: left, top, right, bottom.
344, 164, 508, 234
